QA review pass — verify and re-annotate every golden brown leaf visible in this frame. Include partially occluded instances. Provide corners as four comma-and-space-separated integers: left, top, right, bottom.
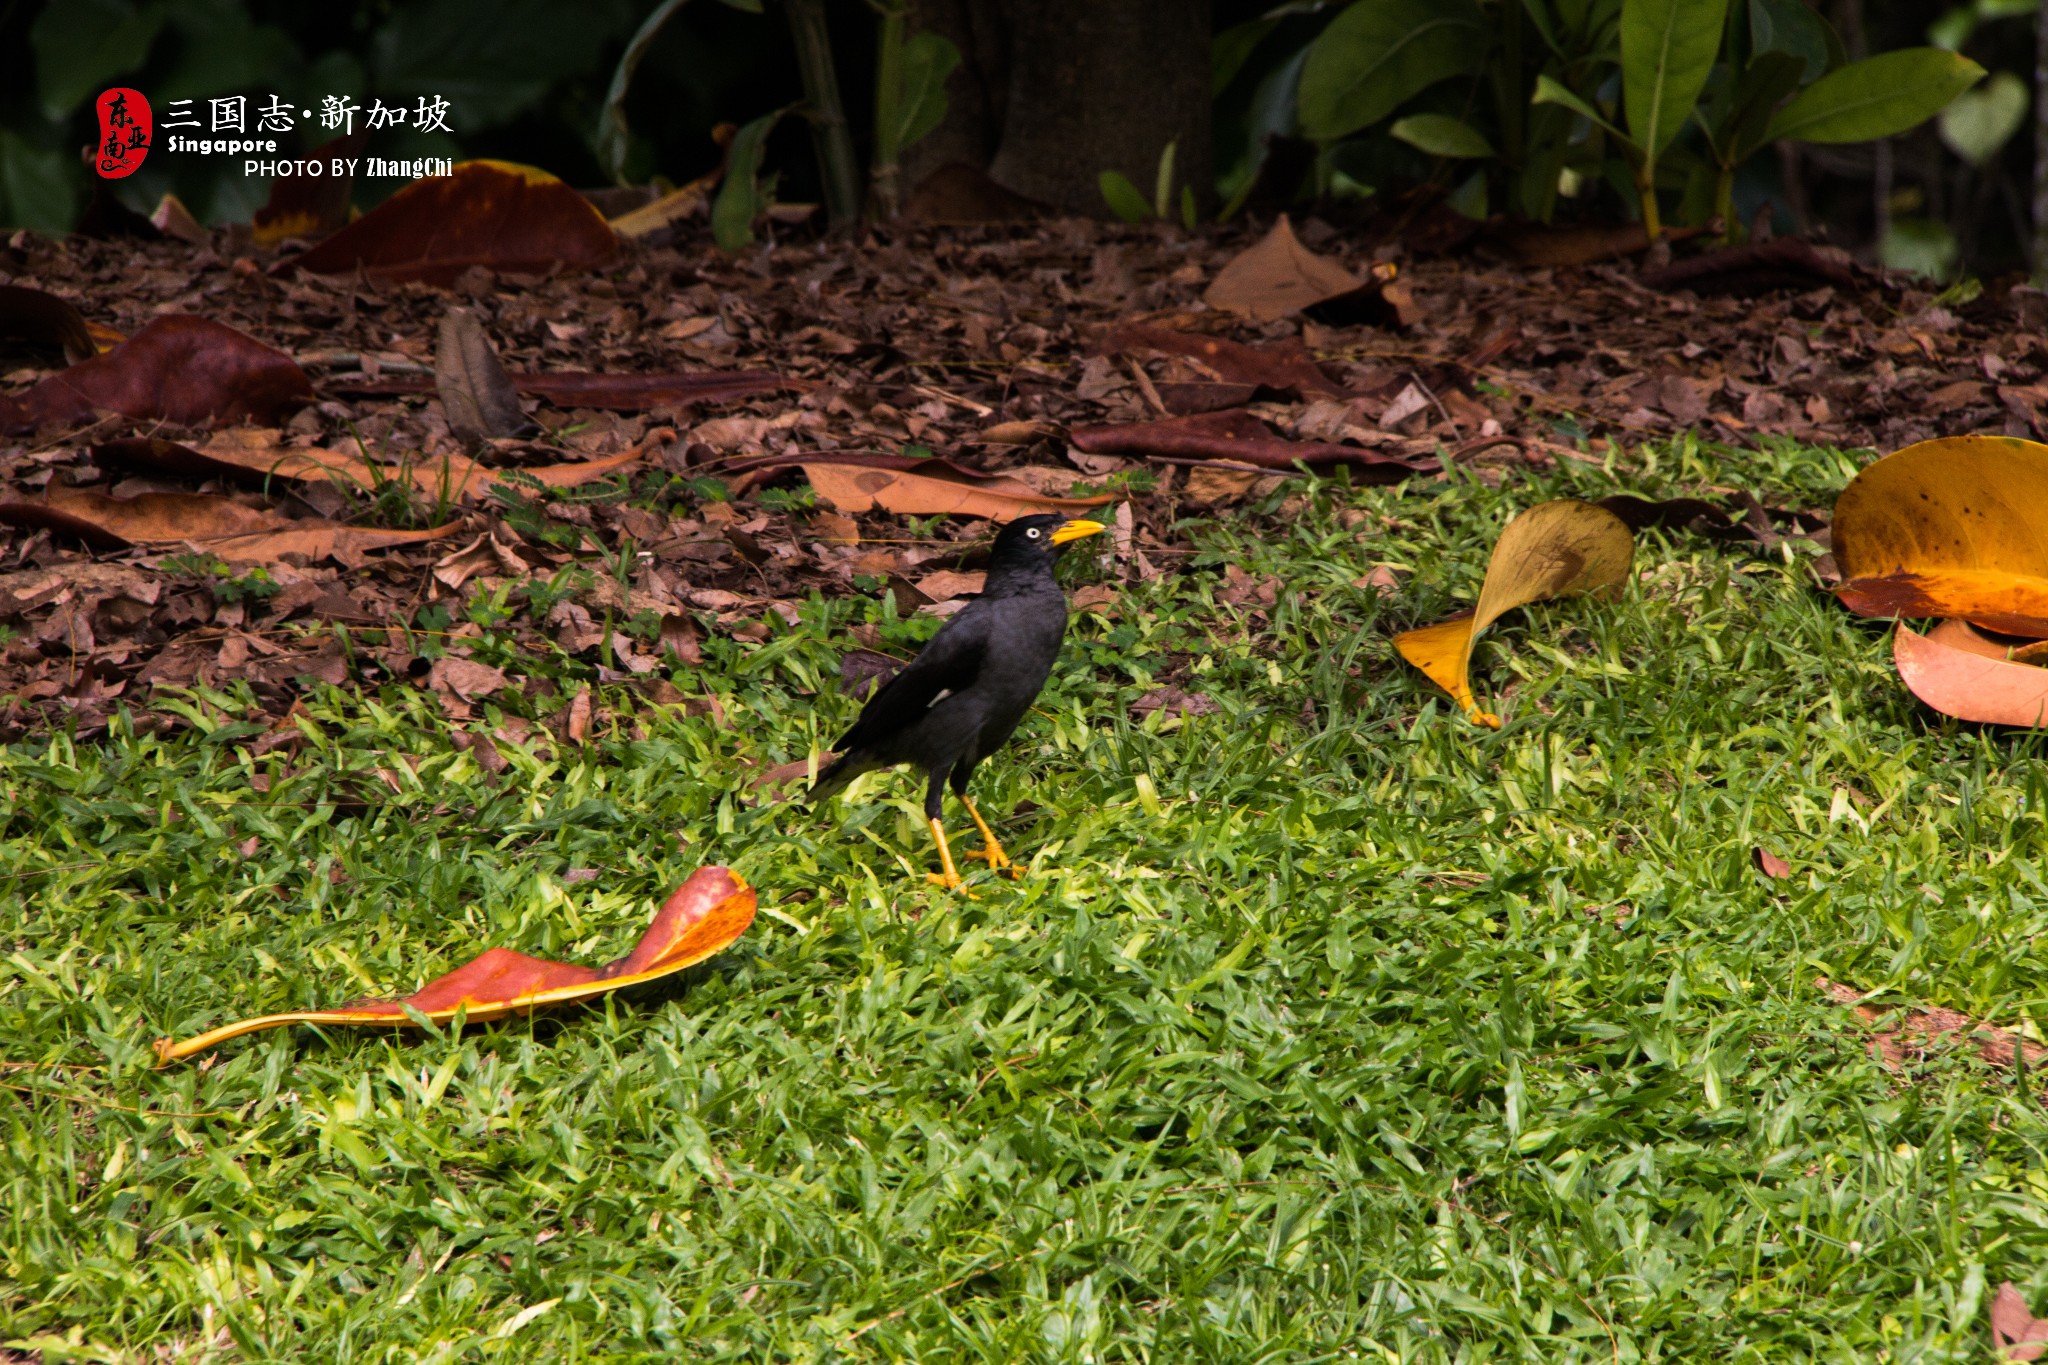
1893, 620, 2048, 727
154, 866, 755, 1064
1835, 436, 2048, 636
1394, 499, 1634, 727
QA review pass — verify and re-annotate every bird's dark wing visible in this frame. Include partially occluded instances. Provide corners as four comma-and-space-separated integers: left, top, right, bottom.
832, 608, 990, 756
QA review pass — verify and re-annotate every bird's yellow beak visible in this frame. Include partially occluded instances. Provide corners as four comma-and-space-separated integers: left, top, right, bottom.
1049, 518, 1108, 546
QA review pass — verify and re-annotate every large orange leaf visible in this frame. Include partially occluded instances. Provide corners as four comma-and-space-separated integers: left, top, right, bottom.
1394, 499, 1634, 728
0, 484, 462, 560
280, 161, 618, 285
154, 866, 756, 1064
1834, 436, 2048, 636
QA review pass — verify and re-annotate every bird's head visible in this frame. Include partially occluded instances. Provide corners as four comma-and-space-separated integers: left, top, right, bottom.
992, 512, 1108, 566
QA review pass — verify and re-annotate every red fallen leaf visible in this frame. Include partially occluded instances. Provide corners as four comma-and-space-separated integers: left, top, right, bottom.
153, 865, 756, 1063
277, 160, 618, 286
327, 369, 793, 411
1101, 321, 1348, 399
1992, 1283, 2048, 1361
0, 315, 313, 433
1070, 409, 1440, 481
802, 462, 1116, 519
251, 130, 367, 245
1894, 620, 2048, 727
1752, 847, 1791, 879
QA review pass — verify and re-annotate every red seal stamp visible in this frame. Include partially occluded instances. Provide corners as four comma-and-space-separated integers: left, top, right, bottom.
95, 88, 152, 179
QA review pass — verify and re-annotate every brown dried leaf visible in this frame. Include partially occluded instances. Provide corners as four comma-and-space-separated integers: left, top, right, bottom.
0, 316, 313, 433
1204, 214, 1366, 322
1817, 977, 2048, 1073
1102, 321, 1348, 399
0, 284, 105, 363
1992, 1284, 2048, 1361
1070, 409, 1439, 480
0, 485, 461, 561
916, 569, 985, 601
436, 307, 527, 442
1752, 847, 1791, 879
279, 161, 619, 286
429, 657, 507, 701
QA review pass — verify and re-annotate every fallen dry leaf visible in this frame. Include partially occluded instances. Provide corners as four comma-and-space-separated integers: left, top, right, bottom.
0, 315, 313, 433
0, 484, 462, 561
154, 866, 755, 1063
1640, 237, 1861, 296
97, 428, 666, 503
1893, 620, 2048, 727
1835, 436, 2048, 637
278, 160, 619, 286
328, 368, 791, 411
1070, 408, 1438, 481
1394, 499, 1634, 728
1132, 686, 1219, 721
1102, 321, 1348, 399
428, 656, 507, 701
0, 283, 113, 362
801, 462, 1115, 519
916, 569, 985, 600
1752, 847, 1792, 879
1992, 1283, 2048, 1361
1817, 977, 2048, 1074
437, 307, 527, 442
1205, 214, 1376, 322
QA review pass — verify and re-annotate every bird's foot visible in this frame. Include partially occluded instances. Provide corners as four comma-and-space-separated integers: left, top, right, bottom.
961, 845, 1021, 878
925, 870, 976, 897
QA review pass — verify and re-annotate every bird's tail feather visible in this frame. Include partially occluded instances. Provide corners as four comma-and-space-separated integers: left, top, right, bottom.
806, 753, 865, 810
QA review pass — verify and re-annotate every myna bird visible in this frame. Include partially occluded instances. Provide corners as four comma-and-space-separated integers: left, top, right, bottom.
812, 512, 1108, 889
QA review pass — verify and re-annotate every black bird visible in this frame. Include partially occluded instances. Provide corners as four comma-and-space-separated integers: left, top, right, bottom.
811, 512, 1108, 888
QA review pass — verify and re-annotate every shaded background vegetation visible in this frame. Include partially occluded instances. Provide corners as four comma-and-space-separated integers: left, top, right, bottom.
0, 0, 2038, 282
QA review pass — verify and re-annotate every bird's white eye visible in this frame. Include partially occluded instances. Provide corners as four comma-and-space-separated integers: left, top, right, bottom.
1026, 527, 1041, 539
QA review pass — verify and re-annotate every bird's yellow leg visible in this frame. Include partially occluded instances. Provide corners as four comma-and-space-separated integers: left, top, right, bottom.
959, 796, 1019, 877
924, 816, 971, 893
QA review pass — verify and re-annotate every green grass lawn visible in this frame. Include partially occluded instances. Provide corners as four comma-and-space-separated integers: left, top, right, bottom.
8, 437, 2048, 1362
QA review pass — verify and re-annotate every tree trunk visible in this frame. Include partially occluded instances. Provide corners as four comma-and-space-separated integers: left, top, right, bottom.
908, 0, 1210, 217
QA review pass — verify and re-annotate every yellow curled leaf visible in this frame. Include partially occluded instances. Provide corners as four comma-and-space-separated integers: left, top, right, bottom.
1394, 498, 1634, 727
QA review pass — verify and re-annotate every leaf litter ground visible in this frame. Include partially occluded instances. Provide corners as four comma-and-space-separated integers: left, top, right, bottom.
6, 216, 2048, 1358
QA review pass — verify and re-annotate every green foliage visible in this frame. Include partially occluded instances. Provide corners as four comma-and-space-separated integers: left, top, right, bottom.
889, 31, 961, 153
710, 106, 783, 252
1241, 0, 1984, 237
159, 554, 280, 604
1391, 113, 1495, 159
1940, 69, 2029, 166
1296, 0, 1486, 142
1764, 47, 1988, 144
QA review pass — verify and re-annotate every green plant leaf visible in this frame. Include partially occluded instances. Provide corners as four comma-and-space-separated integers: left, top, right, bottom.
1180, 183, 1198, 231
712, 108, 784, 253
596, 0, 693, 183
1532, 73, 1631, 145
1391, 113, 1496, 158
1764, 48, 1984, 144
0, 129, 77, 236
1714, 51, 1805, 163
1939, 68, 2026, 166
1296, 0, 1486, 142
1621, 0, 1729, 159
1153, 138, 1178, 218
1098, 171, 1152, 224
1212, 16, 1282, 96
893, 31, 961, 152
31, 0, 163, 118
1748, 0, 1831, 81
